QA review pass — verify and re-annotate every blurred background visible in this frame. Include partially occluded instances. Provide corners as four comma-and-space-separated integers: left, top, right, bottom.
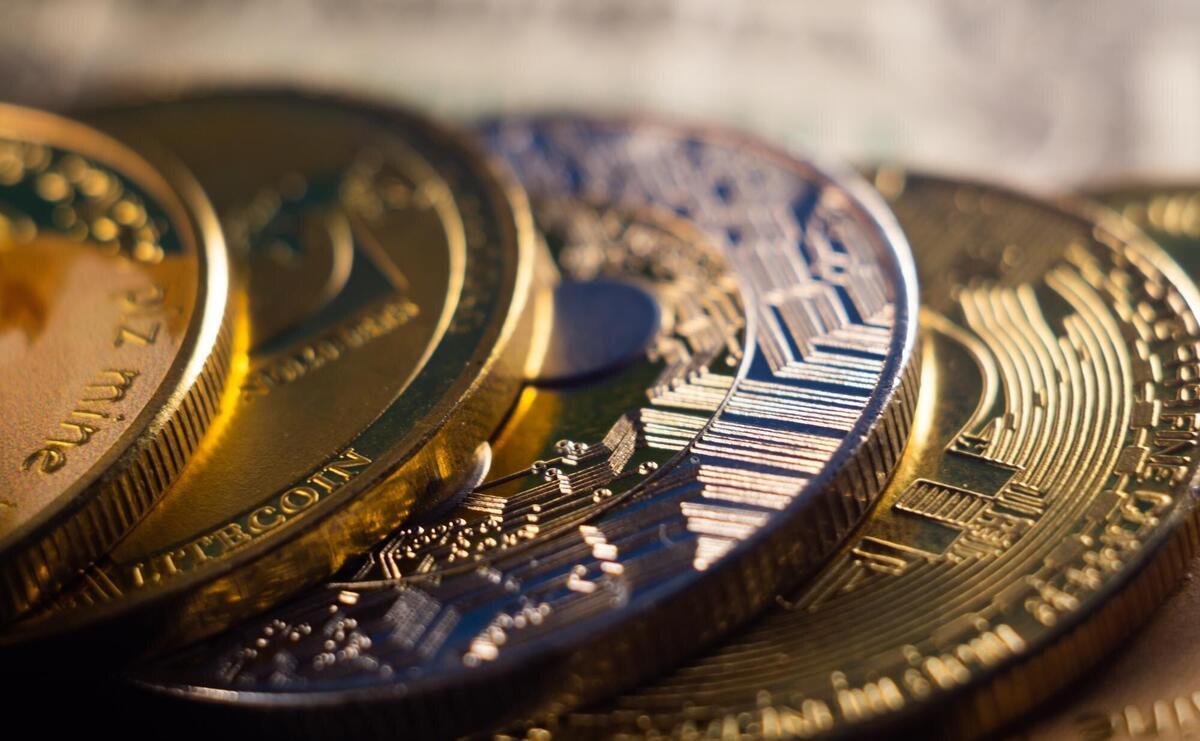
2, 1, 1199, 189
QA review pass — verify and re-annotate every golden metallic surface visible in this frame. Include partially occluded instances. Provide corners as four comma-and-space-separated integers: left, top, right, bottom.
3, 92, 541, 651
1012, 183, 1200, 741
528, 172, 1200, 740
0, 104, 232, 623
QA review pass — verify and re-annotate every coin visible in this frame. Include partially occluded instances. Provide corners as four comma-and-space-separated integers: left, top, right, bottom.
0, 104, 233, 623
506, 171, 1200, 740
1014, 182, 1200, 741
122, 116, 919, 738
2, 92, 541, 651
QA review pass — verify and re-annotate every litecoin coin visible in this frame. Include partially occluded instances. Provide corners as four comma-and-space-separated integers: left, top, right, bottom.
529, 172, 1200, 740
1016, 182, 1200, 741
126, 116, 918, 738
0, 104, 232, 623
3, 92, 541, 652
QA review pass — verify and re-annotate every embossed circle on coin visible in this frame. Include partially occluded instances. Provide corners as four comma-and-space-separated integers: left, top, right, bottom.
1013, 181, 1200, 741
131, 116, 918, 738
0, 104, 232, 623
532, 172, 1200, 740
4, 93, 539, 650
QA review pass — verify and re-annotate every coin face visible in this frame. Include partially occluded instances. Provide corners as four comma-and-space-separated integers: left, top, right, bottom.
0, 104, 232, 623
4, 93, 539, 649
129, 116, 919, 738
512, 172, 1200, 740
1015, 182, 1200, 741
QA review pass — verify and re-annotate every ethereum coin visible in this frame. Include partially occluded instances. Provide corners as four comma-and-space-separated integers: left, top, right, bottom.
126, 116, 919, 738
0, 103, 232, 623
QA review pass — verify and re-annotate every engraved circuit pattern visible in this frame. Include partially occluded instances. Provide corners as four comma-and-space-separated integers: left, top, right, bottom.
348, 198, 743, 583
138, 119, 917, 736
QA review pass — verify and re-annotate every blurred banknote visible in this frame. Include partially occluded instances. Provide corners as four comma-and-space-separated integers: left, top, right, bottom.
2, 1, 1199, 198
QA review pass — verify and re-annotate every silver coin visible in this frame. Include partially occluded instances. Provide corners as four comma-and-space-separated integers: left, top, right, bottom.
129, 116, 920, 738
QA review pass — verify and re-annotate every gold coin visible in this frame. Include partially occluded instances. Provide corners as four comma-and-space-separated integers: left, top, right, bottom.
1016, 182, 1200, 741
531, 172, 1200, 739
0, 104, 232, 623
3, 92, 542, 651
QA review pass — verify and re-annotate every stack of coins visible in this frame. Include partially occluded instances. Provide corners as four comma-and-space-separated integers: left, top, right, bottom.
2, 91, 1198, 741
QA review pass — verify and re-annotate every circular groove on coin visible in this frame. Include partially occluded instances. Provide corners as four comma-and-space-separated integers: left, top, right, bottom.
2, 91, 541, 652
0, 104, 233, 623
532, 172, 1200, 740
129, 115, 919, 738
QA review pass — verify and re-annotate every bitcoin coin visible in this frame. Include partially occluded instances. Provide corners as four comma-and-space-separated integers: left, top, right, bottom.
126, 116, 919, 738
1014, 182, 1200, 741
508, 171, 1200, 740
0, 104, 232, 623
2, 92, 541, 651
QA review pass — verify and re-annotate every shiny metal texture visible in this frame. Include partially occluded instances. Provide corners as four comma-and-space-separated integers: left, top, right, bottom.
526, 171, 1200, 740
123, 116, 919, 739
